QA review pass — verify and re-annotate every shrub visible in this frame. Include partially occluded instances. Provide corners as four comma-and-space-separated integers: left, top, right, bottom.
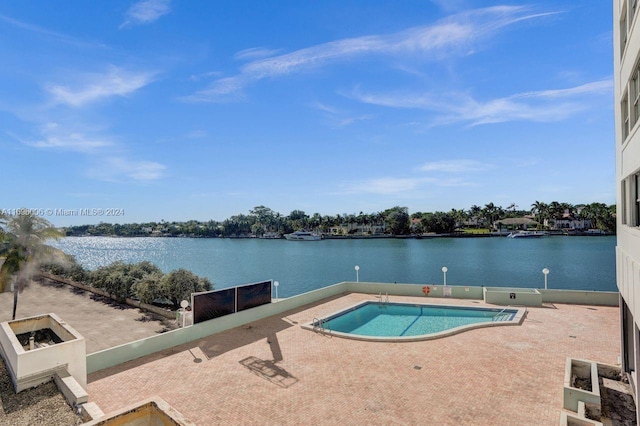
131, 272, 164, 304
40, 252, 90, 282
161, 269, 213, 308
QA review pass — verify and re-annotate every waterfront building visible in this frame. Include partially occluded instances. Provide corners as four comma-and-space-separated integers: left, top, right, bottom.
615, 0, 640, 420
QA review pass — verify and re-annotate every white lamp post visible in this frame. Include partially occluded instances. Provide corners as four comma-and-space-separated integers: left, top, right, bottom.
442, 266, 448, 286
274, 281, 279, 302
180, 300, 189, 328
542, 268, 549, 290
355, 265, 360, 282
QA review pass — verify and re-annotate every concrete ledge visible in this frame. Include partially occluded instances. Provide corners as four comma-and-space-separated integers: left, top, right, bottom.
13, 364, 67, 393
81, 396, 195, 425
539, 289, 619, 306
54, 370, 88, 408
563, 358, 601, 415
79, 402, 104, 422
559, 411, 604, 426
483, 287, 542, 307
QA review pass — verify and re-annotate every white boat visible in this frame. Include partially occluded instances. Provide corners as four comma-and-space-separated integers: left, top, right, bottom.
506, 230, 546, 238
284, 231, 322, 241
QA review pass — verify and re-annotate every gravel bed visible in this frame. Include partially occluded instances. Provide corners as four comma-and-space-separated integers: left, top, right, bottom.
0, 360, 81, 426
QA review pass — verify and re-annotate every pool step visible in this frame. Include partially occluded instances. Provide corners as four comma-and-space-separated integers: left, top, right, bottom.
492, 313, 511, 322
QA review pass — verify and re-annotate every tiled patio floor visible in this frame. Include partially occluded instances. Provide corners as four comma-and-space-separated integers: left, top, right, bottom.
87, 293, 620, 425
0, 279, 173, 353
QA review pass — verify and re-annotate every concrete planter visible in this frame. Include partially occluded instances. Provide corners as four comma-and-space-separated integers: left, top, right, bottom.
559, 410, 603, 426
0, 313, 86, 392
483, 287, 542, 307
82, 396, 196, 425
563, 358, 601, 416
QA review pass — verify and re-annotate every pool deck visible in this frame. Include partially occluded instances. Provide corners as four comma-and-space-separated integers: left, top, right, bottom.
86, 293, 620, 425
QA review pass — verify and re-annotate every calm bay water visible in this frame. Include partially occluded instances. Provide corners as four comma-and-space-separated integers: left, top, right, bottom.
51, 236, 617, 297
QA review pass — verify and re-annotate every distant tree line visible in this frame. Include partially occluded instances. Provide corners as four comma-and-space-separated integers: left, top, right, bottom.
63, 201, 617, 238
41, 255, 212, 309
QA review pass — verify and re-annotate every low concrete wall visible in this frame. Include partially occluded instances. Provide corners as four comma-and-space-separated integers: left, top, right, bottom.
484, 287, 542, 307
86, 281, 621, 374
86, 282, 349, 373
539, 289, 619, 307
346, 282, 484, 299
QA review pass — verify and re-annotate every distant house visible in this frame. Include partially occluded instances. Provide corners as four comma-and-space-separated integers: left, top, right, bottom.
544, 213, 591, 230
493, 217, 539, 231
330, 222, 386, 235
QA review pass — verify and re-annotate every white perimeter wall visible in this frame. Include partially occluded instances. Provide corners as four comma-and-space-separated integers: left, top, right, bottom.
86, 282, 618, 374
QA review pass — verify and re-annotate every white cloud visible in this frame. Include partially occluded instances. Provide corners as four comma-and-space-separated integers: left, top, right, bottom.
310, 102, 374, 126
89, 157, 166, 182
47, 66, 155, 107
341, 174, 476, 195
339, 115, 374, 127
188, 71, 223, 82
352, 78, 612, 126
185, 130, 207, 139
186, 6, 557, 102
234, 47, 282, 61
121, 0, 171, 28
347, 177, 430, 194
0, 14, 108, 49
16, 122, 112, 152
419, 160, 492, 173
513, 80, 612, 99
311, 102, 340, 114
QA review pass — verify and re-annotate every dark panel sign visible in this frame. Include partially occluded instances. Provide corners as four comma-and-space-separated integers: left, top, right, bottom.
237, 280, 272, 312
193, 288, 236, 324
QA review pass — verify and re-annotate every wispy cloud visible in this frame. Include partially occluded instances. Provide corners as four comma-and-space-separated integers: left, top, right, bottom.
185, 6, 557, 102
310, 102, 374, 127
13, 122, 112, 153
341, 175, 475, 195
339, 115, 374, 126
346, 177, 431, 195
429, 0, 469, 13
121, 0, 171, 28
47, 66, 155, 107
185, 130, 207, 139
419, 159, 492, 173
189, 71, 223, 82
13, 122, 165, 182
89, 157, 166, 182
234, 47, 282, 61
0, 14, 108, 49
352, 79, 612, 126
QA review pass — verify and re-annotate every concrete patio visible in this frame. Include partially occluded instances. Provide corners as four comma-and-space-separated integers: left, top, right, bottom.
86, 293, 620, 425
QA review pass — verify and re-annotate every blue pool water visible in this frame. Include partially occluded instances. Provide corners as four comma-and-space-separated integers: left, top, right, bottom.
321, 302, 517, 337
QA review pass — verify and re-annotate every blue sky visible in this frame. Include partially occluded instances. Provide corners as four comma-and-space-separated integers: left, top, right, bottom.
0, 1, 613, 226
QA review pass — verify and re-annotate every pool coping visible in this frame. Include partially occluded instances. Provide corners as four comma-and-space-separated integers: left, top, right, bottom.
301, 300, 528, 342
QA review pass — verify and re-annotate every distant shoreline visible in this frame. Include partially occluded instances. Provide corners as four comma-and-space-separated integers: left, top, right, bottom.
62, 232, 613, 240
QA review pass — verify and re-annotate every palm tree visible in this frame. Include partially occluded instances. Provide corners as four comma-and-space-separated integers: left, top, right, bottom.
531, 201, 549, 227
482, 203, 499, 230
0, 212, 62, 319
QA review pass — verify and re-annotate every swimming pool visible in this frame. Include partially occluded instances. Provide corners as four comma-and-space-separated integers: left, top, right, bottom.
304, 301, 526, 341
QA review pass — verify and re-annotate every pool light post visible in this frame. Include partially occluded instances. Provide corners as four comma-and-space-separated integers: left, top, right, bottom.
355, 265, 360, 282
274, 281, 279, 302
442, 266, 448, 287
542, 268, 549, 290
